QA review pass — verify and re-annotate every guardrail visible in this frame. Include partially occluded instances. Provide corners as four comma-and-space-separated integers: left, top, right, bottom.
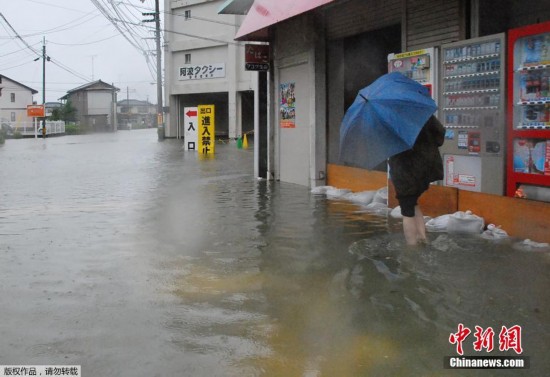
11, 121, 66, 137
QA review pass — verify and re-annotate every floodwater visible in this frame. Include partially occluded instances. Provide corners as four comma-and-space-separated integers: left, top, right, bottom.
0, 129, 549, 377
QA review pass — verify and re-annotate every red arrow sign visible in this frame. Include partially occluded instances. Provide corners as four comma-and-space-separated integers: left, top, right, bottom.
186, 110, 197, 117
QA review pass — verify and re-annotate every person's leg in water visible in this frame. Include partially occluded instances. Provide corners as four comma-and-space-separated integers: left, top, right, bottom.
402, 206, 427, 245
399, 194, 427, 246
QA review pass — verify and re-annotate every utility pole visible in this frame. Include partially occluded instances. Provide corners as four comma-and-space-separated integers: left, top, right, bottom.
143, 0, 163, 140
39, 37, 50, 138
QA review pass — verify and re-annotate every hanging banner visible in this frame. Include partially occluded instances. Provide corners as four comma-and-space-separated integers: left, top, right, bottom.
198, 105, 215, 155
184, 107, 198, 151
279, 82, 296, 128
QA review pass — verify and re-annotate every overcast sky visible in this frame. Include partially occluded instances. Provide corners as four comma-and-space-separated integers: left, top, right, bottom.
1, 0, 163, 104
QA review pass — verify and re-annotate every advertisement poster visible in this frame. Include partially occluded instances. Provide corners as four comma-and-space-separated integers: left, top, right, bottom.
279, 82, 296, 128
198, 105, 215, 155
513, 138, 550, 175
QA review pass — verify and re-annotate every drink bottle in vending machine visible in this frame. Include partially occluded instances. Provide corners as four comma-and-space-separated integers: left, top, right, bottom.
439, 33, 506, 194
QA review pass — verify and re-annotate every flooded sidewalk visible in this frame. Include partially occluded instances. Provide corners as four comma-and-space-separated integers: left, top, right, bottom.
0, 129, 549, 376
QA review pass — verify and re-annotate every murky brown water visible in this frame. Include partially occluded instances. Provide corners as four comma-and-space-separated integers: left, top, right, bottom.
1, 129, 549, 376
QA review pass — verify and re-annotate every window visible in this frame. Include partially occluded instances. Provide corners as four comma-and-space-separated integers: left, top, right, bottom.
185, 53, 191, 64
11, 112, 15, 122
11, 93, 15, 102
184, 10, 191, 20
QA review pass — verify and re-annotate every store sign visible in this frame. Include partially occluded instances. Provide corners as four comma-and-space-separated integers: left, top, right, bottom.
178, 63, 225, 80
198, 105, 215, 155
245, 44, 269, 71
184, 107, 198, 151
27, 104, 45, 117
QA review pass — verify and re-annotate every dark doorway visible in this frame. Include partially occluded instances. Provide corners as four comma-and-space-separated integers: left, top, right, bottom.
343, 24, 402, 110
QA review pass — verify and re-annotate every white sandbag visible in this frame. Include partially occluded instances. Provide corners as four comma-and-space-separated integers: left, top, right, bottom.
389, 206, 402, 218
425, 214, 451, 232
311, 185, 333, 195
345, 190, 376, 205
480, 224, 509, 240
513, 239, 550, 252
372, 186, 388, 204
326, 187, 352, 198
446, 210, 484, 234
364, 201, 390, 216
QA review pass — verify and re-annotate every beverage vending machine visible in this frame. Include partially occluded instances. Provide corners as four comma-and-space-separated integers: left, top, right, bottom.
388, 47, 438, 102
439, 33, 506, 194
507, 21, 550, 202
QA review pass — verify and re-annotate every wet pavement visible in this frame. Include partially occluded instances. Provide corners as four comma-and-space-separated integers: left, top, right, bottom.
1, 129, 549, 376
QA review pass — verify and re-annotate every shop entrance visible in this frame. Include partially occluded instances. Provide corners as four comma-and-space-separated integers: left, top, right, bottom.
327, 24, 401, 171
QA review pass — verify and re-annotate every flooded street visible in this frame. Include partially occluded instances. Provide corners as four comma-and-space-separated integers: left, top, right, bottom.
1, 129, 549, 376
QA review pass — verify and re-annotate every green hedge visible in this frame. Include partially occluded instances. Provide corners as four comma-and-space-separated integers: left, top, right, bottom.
65, 123, 91, 135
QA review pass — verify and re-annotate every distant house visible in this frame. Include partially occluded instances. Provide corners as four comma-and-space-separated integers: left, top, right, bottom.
0, 74, 38, 128
60, 80, 119, 132
117, 99, 156, 129
45, 102, 63, 116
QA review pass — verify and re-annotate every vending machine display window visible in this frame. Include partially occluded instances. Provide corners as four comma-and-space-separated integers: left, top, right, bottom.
507, 21, 550, 202
440, 33, 506, 195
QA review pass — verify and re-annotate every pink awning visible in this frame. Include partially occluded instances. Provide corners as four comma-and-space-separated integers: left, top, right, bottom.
235, 0, 335, 41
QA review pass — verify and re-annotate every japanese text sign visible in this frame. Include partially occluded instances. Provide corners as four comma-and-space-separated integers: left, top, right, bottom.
184, 107, 198, 151
178, 63, 225, 80
245, 44, 270, 71
27, 105, 45, 117
197, 105, 215, 155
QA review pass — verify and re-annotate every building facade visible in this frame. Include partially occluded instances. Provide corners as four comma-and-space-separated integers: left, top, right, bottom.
60, 80, 119, 132
117, 99, 156, 129
0, 74, 38, 128
163, 0, 259, 141
234, 0, 550, 190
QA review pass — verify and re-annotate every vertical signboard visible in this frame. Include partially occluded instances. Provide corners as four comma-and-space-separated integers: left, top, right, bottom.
198, 105, 215, 154
184, 107, 198, 151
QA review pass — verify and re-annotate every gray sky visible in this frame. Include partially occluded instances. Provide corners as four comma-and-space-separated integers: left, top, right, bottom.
1, 0, 163, 104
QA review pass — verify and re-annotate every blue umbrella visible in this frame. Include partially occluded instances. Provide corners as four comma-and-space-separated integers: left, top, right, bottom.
339, 72, 437, 169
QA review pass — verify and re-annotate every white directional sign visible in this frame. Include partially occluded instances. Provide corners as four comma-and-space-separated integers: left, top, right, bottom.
184, 107, 198, 151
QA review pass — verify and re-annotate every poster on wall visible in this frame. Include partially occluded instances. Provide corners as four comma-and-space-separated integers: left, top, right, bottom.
279, 82, 296, 128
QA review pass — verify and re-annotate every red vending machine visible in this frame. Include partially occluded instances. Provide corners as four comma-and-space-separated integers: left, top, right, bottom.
507, 21, 550, 202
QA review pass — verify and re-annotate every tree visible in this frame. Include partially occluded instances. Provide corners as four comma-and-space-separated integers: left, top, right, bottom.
50, 101, 77, 122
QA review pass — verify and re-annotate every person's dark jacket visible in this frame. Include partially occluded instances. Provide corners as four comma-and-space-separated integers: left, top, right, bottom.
388, 115, 445, 197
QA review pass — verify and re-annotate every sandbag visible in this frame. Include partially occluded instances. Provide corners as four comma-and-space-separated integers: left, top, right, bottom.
425, 214, 451, 232
446, 210, 484, 234
372, 186, 388, 204
346, 190, 376, 205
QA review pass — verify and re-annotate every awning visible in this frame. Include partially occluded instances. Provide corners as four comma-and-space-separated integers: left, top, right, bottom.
234, 0, 335, 41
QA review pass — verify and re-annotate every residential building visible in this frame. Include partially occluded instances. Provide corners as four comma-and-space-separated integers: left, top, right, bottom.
60, 80, 119, 132
163, 0, 259, 142
117, 99, 156, 129
0, 74, 38, 127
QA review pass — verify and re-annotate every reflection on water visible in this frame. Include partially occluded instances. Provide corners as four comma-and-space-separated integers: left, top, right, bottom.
1, 129, 549, 376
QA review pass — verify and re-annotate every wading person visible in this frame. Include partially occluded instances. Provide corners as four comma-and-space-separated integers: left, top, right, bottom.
388, 115, 445, 246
